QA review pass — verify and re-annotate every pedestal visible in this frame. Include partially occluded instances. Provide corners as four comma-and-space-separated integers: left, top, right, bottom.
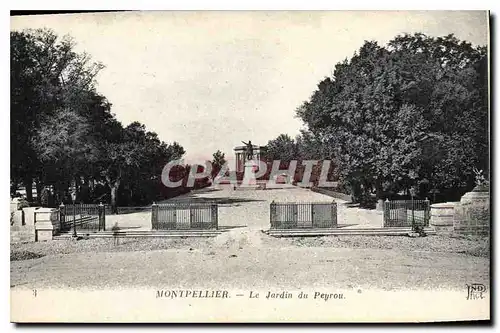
34, 207, 59, 241
240, 160, 259, 189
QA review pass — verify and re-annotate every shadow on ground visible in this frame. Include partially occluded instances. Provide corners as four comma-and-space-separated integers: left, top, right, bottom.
168, 197, 266, 205
191, 188, 224, 194
218, 225, 247, 230
336, 224, 360, 228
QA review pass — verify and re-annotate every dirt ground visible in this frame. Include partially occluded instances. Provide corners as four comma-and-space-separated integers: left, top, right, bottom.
10, 187, 490, 291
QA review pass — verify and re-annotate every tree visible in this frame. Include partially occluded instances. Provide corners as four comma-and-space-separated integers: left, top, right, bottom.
296, 33, 488, 204
33, 108, 99, 203
264, 134, 299, 163
12, 28, 188, 208
211, 150, 227, 179
97, 121, 186, 212
10, 29, 104, 201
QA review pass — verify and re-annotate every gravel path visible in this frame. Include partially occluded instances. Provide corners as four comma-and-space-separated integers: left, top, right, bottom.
11, 240, 489, 291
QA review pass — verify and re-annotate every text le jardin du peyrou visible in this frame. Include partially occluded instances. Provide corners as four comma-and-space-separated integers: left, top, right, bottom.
156, 290, 345, 301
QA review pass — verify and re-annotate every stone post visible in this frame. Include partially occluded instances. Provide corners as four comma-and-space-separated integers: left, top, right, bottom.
151, 202, 159, 230
34, 207, 59, 241
59, 202, 65, 231
383, 198, 390, 227
98, 202, 106, 231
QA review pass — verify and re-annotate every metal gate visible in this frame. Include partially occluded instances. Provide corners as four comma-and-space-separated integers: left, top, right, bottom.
59, 203, 106, 233
270, 202, 337, 229
152, 203, 218, 230
383, 199, 430, 228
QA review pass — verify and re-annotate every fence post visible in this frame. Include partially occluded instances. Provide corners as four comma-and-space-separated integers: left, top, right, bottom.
59, 202, 65, 231
98, 202, 106, 231
331, 200, 337, 227
151, 202, 158, 230
189, 205, 193, 229
211, 204, 218, 230
424, 197, 430, 226
383, 198, 389, 227
311, 203, 315, 227
270, 201, 275, 229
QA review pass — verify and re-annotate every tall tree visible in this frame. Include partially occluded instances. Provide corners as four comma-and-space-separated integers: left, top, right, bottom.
264, 134, 299, 163
32, 108, 98, 202
211, 150, 227, 179
296, 33, 488, 204
12, 28, 188, 208
10, 29, 104, 200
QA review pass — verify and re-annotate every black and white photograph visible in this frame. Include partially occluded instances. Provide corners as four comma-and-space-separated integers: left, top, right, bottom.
9, 10, 490, 322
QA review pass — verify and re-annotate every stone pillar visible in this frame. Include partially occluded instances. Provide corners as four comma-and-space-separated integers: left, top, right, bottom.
238, 153, 243, 172
34, 207, 59, 241
430, 202, 456, 234
10, 198, 29, 226
22, 207, 39, 226
10, 197, 29, 212
10, 198, 34, 243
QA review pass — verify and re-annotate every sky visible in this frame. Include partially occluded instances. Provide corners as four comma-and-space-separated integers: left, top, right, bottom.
11, 11, 488, 164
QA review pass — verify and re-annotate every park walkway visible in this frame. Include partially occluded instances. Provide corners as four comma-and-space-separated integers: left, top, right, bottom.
173, 186, 383, 229
105, 186, 383, 236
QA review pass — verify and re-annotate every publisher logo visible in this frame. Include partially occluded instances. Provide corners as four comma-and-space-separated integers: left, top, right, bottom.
466, 283, 486, 300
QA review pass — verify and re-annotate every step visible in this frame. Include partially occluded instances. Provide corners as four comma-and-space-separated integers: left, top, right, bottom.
264, 227, 436, 237
54, 229, 223, 239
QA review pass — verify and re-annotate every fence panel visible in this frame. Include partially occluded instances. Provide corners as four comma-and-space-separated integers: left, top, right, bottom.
152, 203, 218, 230
383, 199, 430, 228
297, 203, 312, 228
58, 203, 106, 233
312, 203, 337, 228
270, 202, 337, 229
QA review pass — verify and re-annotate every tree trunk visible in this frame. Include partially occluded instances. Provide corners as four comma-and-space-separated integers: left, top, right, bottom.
110, 182, 120, 214
35, 180, 43, 202
22, 176, 33, 202
105, 169, 122, 214
350, 180, 361, 203
88, 178, 95, 193
375, 179, 384, 211
74, 176, 81, 201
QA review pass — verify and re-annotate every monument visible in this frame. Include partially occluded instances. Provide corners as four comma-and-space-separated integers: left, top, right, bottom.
234, 140, 265, 189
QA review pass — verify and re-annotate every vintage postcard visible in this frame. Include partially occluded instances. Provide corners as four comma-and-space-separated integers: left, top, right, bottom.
10, 10, 490, 323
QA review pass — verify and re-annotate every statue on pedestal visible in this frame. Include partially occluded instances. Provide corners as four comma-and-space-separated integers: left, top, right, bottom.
241, 140, 254, 161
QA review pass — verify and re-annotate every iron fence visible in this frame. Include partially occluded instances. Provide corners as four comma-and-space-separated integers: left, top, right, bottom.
270, 201, 337, 229
383, 199, 430, 228
59, 203, 106, 233
152, 202, 218, 230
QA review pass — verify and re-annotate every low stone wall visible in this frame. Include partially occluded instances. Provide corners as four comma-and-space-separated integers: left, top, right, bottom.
10, 205, 60, 243
453, 191, 489, 236
428, 190, 490, 236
